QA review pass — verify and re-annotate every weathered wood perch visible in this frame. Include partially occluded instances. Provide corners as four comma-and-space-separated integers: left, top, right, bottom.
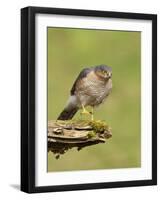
48, 120, 112, 159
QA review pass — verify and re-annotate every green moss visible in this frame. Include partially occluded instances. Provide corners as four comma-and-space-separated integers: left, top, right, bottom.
89, 120, 109, 133
87, 131, 96, 138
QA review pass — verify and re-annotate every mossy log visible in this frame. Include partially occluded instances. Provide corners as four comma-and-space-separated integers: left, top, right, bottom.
48, 120, 112, 159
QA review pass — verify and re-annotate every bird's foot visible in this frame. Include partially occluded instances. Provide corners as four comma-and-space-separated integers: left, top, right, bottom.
80, 108, 94, 121
81, 109, 91, 115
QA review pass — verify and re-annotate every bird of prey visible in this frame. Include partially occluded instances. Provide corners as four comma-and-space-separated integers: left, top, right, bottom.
57, 64, 112, 120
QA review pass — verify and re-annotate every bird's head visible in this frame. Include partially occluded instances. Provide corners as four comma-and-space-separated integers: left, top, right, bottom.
94, 65, 112, 80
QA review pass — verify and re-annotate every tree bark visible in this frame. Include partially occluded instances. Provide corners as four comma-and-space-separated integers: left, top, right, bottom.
48, 120, 112, 159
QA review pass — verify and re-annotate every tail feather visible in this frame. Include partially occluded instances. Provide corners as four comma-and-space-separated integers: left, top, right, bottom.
57, 106, 78, 120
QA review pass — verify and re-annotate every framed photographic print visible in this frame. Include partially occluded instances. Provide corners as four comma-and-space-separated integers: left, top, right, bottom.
21, 6, 157, 193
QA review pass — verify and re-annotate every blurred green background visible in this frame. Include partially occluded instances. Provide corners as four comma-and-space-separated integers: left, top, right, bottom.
47, 27, 141, 172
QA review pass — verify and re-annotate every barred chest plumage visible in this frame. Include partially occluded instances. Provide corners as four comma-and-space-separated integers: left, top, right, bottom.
75, 71, 112, 107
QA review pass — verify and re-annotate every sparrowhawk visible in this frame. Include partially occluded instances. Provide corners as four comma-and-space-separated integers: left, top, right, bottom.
57, 64, 112, 120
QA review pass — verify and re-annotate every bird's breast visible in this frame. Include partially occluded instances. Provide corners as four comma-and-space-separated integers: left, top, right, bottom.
76, 71, 112, 107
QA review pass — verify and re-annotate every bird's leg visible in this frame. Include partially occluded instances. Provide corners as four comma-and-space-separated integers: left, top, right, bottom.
80, 104, 91, 115
90, 107, 94, 121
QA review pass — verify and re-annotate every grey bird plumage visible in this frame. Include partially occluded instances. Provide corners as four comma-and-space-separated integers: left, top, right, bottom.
57, 64, 112, 120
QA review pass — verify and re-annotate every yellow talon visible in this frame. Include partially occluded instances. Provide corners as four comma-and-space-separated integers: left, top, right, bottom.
81, 105, 91, 115
80, 105, 94, 121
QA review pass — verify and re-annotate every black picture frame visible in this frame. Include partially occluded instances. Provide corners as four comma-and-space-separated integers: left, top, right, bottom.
21, 6, 157, 193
